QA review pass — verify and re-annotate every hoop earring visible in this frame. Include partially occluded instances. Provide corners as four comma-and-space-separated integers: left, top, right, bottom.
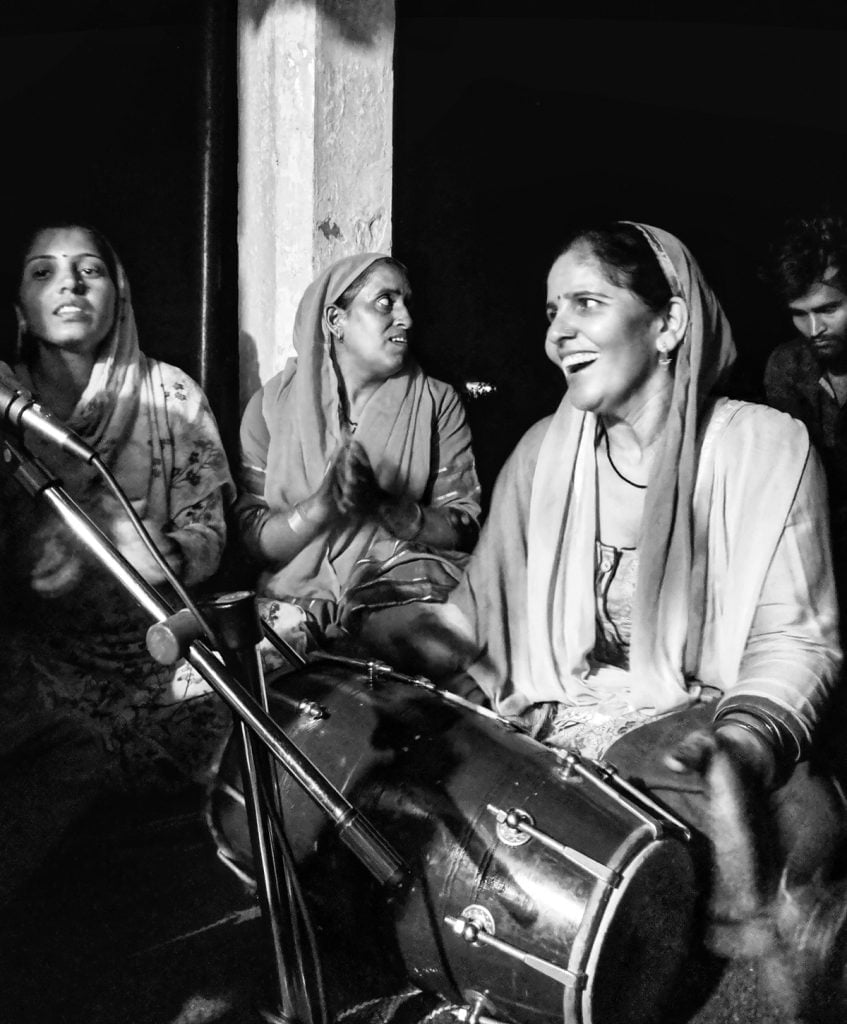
657, 343, 672, 368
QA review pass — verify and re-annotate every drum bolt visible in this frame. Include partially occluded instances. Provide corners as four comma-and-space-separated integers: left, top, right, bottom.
488, 804, 533, 846
298, 699, 327, 720
504, 808, 528, 830
366, 660, 391, 685
553, 749, 584, 782
466, 990, 492, 1024
446, 908, 495, 944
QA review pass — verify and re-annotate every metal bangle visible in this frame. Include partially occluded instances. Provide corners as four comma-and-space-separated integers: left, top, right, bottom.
393, 502, 424, 541
286, 504, 309, 534
714, 710, 796, 788
715, 705, 801, 764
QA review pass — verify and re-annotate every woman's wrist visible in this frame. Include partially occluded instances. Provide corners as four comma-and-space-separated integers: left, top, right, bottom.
714, 718, 779, 789
714, 705, 797, 790
287, 495, 333, 534
380, 500, 425, 541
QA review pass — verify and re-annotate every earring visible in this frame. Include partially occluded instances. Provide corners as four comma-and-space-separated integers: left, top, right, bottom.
15, 308, 27, 349
657, 342, 672, 368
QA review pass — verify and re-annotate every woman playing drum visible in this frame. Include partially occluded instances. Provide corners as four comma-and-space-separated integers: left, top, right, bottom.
382, 222, 846, 916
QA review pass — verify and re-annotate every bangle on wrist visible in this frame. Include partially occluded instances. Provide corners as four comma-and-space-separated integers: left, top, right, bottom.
714, 712, 785, 788
287, 503, 312, 535
394, 501, 425, 541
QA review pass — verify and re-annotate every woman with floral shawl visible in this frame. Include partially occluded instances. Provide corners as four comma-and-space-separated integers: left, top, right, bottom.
385, 223, 845, 918
0, 223, 235, 804
236, 253, 481, 643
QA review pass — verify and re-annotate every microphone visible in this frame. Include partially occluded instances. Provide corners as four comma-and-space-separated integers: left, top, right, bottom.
0, 365, 97, 463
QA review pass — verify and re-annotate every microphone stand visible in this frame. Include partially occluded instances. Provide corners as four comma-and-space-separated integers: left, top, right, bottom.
1, 436, 407, 1023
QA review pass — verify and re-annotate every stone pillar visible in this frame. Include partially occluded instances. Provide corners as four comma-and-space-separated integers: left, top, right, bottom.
237, 0, 395, 408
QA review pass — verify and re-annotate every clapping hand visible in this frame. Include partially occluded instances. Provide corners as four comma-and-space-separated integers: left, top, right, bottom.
327, 440, 384, 518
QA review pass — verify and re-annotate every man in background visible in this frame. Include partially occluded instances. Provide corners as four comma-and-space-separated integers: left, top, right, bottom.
764, 213, 847, 602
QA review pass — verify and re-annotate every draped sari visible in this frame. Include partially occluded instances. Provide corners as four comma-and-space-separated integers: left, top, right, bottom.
444, 226, 839, 756
1, 242, 235, 791
239, 253, 481, 634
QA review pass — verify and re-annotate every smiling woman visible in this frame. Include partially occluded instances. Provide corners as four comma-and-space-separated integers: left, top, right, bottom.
235, 252, 482, 647
376, 223, 847, 989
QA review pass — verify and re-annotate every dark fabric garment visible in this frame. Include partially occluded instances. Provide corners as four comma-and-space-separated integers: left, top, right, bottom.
0, 710, 109, 907
764, 338, 847, 465
765, 337, 847, 552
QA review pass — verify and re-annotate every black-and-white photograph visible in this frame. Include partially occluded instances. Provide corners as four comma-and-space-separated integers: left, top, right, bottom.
3, 3, 847, 1023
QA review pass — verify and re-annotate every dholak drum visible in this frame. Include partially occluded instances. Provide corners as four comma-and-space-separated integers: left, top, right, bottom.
208, 658, 698, 1024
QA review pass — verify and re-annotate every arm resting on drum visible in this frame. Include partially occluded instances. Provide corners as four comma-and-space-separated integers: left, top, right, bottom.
716, 452, 839, 781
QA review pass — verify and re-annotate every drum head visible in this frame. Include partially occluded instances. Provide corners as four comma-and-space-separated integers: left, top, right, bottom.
583, 838, 697, 1024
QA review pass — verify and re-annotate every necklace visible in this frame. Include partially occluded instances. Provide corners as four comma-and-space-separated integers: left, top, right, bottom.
601, 426, 647, 490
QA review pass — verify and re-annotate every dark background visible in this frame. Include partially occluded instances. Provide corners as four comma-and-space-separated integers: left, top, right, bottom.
0, 0, 239, 456
0, 2, 205, 367
2, 1, 847, 500
394, 1, 847, 500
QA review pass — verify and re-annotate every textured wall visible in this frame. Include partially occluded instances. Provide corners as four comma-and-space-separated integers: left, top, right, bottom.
237, 0, 394, 408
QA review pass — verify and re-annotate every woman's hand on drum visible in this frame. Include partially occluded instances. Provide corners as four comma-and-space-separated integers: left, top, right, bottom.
664, 721, 777, 790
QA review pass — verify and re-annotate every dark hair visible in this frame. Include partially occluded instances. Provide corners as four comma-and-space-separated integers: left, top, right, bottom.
557, 222, 672, 313
766, 213, 847, 303
16, 221, 119, 293
13, 222, 120, 364
333, 256, 409, 309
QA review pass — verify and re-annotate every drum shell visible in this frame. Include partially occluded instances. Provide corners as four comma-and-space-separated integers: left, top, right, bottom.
210, 661, 697, 1024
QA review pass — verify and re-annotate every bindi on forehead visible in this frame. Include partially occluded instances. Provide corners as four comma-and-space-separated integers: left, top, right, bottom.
25, 250, 104, 264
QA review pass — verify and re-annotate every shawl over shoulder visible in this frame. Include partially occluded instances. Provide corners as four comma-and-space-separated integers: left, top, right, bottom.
7, 246, 233, 596
238, 253, 481, 628
451, 397, 839, 748
441, 224, 840, 752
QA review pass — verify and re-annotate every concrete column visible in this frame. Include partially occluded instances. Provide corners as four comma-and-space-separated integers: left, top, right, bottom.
237, 0, 395, 408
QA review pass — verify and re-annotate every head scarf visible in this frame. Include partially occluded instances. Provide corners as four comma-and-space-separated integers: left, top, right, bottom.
255, 253, 438, 607
626, 224, 737, 689
263, 253, 429, 502
13, 230, 233, 581
457, 224, 739, 715
528, 223, 737, 710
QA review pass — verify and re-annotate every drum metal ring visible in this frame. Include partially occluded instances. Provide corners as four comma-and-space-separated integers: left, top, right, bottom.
460, 904, 496, 939
494, 808, 534, 847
